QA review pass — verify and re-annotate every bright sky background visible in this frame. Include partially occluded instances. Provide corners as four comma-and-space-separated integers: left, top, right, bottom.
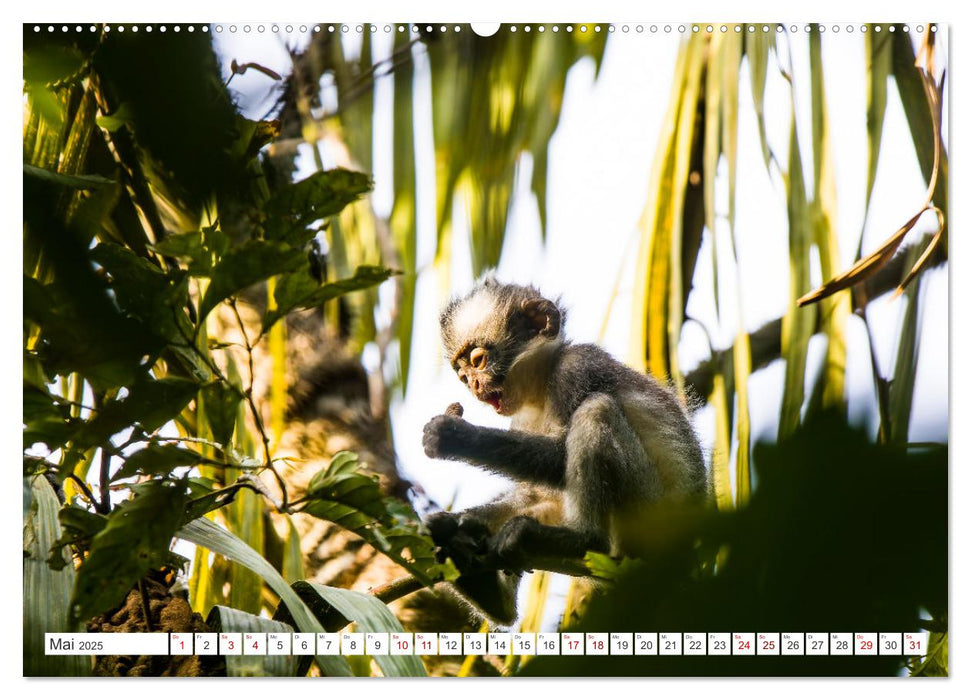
215, 24, 948, 512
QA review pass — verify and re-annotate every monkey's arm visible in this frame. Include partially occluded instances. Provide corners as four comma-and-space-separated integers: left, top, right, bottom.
422, 413, 566, 487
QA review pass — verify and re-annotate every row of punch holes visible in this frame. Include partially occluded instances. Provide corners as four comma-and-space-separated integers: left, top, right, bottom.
33, 24, 939, 36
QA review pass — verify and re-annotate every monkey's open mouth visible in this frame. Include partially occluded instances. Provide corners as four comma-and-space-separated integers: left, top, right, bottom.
482, 391, 503, 413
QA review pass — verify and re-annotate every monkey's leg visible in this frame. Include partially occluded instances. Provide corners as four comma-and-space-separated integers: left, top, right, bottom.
495, 393, 660, 572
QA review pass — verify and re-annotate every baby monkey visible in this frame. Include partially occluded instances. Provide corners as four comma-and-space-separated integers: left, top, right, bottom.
423, 277, 706, 624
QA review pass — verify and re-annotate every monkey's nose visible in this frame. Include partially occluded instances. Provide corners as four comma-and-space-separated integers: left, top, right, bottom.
469, 376, 481, 393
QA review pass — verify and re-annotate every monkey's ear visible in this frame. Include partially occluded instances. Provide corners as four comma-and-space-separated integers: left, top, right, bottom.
520, 298, 561, 338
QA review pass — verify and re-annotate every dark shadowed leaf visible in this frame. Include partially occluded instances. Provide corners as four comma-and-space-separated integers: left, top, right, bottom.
23, 163, 115, 190
181, 483, 247, 523
199, 381, 240, 447
262, 265, 395, 332
263, 169, 373, 244
70, 480, 189, 626
75, 378, 200, 450
90, 242, 193, 346
113, 444, 202, 481
23, 43, 85, 85
199, 240, 307, 319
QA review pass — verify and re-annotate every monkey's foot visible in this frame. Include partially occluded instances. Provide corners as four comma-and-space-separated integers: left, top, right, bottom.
426, 511, 496, 573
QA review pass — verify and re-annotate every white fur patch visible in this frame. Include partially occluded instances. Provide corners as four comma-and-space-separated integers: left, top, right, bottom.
451, 291, 496, 341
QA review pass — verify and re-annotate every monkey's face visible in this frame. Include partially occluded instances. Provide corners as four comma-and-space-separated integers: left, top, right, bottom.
441, 281, 563, 415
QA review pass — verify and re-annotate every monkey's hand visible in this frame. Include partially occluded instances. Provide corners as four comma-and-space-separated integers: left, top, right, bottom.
422, 404, 474, 460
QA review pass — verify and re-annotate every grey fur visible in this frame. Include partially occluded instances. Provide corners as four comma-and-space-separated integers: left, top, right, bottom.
424, 278, 706, 625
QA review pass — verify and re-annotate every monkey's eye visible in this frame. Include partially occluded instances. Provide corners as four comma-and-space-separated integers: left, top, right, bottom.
469, 347, 487, 370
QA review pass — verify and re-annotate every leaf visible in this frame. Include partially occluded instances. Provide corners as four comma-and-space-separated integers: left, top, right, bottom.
23, 163, 114, 190
206, 606, 298, 677
808, 30, 850, 414
263, 169, 373, 244
90, 242, 193, 347
733, 330, 752, 505
262, 265, 396, 333
584, 552, 639, 582
779, 116, 816, 439
892, 29, 948, 209
291, 581, 426, 677
227, 488, 264, 614
70, 479, 189, 626
75, 377, 200, 450
23, 44, 85, 85
708, 371, 735, 511
301, 452, 458, 587
630, 34, 706, 385
182, 484, 247, 523
24, 476, 90, 676
199, 382, 240, 447
94, 102, 135, 132
864, 27, 892, 221
48, 505, 109, 571
282, 515, 305, 583
176, 517, 353, 677
113, 444, 202, 481
391, 30, 418, 393
23, 385, 77, 450
889, 262, 924, 446
199, 240, 307, 320
23, 274, 164, 392
745, 27, 774, 170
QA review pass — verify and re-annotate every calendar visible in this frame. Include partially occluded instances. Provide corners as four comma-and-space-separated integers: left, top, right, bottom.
44, 630, 931, 659
21, 6, 949, 682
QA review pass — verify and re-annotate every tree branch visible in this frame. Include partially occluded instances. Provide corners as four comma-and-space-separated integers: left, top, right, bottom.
684, 233, 946, 400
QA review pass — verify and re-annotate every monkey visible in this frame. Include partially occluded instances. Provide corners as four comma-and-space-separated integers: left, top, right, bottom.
421, 277, 707, 625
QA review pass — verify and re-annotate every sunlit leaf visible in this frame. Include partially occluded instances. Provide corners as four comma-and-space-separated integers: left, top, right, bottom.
24, 476, 90, 676
301, 452, 458, 587
733, 331, 752, 505
176, 517, 353, 677
290, 581, 426, 677
779, 117, 816, 439
206, 606, 298, 677
709, 372, 735, 511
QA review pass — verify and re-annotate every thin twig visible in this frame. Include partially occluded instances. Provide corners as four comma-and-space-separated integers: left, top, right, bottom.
172, 307, 291, 512
229, 297, 289, 510
137, 579, 154, 632
98, 444, 112, 515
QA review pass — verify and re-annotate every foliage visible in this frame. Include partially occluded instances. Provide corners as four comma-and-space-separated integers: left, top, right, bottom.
522, 412, 947, 676
300, 452, 459, 587
21, 25, 449, 677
